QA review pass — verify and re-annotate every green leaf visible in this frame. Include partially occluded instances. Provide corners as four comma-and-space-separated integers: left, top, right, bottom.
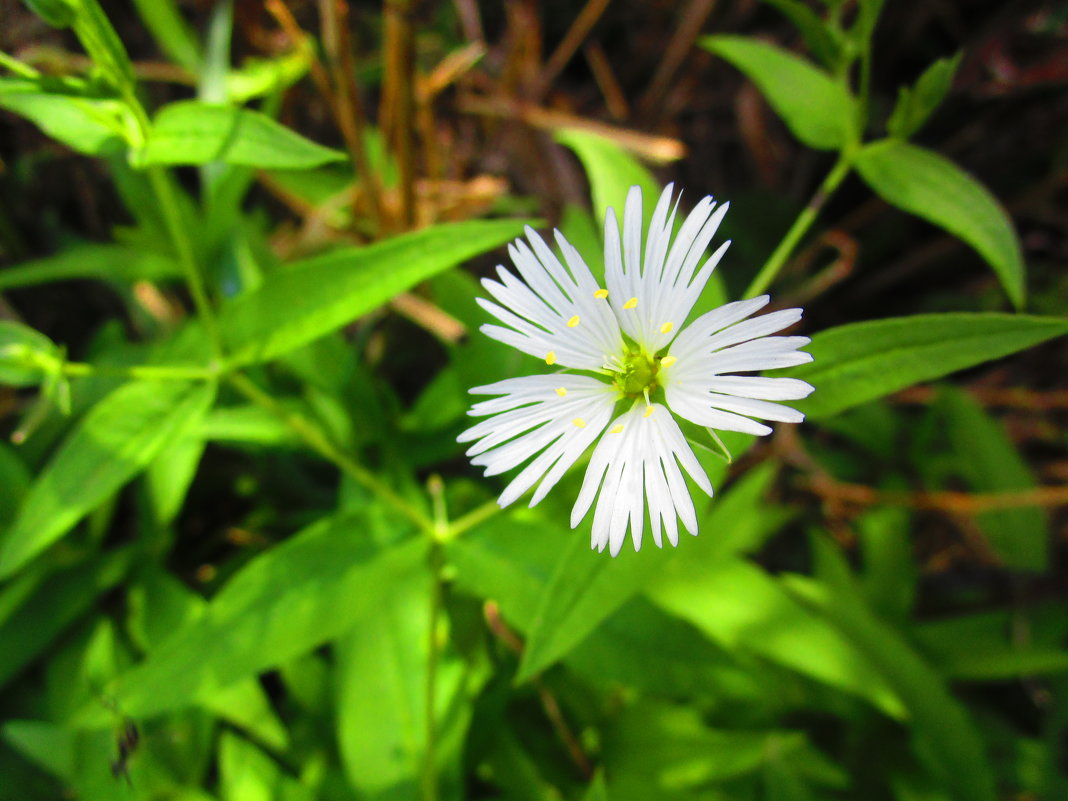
0, 380, 216, 578
940, 388, 1047, 570
336, 561, 476, 800
22, 0, 77, 27
0, 548, 133, 688
70, 0, 137, 94
887, 53, 962, 139
555, 128, 660, 250
914, 611, 1068, 680
854, 140, 1025, 306
762, 0, 844, 68
129, 0, 201, 73
0, 321, 62, 387
0, 82, 132, 155
783, 576, 997, 801
226, 47, 313, 104
218, 218, 529, 365
516, 463, 782, 681
138, 101, 346, 169
702, 35, 856, 150
785, 313, 1068, 419
92, 523, 426, 721
647, 559, 905, 718
0, 243, 180, 290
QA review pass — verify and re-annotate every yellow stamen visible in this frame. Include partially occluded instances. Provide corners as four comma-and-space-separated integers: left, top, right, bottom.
593, 288, 609, 299
567, 315, 580, 328
609, 424, 624, 434
555, 387, 567, 397
659, 322, 674, 334
572, 417, 586, 428
545, 351, 556, 365
623, 297, 638, 309
643, 405, 655, 418
660, 356, 677, 368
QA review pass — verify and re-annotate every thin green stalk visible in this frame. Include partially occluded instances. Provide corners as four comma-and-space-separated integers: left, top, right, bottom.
227, 372, 434, 532
145, 166, 224, 358
422, 541, 445, 801
444, 498, 501, 541
62, 361, 217, 381
743, 154, 853, 299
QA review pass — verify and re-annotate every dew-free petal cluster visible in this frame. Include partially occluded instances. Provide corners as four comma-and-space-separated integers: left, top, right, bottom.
461, 183, 815, 555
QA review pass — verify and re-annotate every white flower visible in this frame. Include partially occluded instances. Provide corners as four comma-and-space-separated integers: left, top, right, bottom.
459, 184, 814, 556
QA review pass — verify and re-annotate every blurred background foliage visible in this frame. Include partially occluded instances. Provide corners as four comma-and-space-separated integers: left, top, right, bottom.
0, 0, 1066, 800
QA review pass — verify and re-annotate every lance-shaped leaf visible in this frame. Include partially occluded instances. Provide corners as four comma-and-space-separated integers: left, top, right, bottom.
218, 218, 530, 365
785, 313, 1068, 419
703, 35, 856, 150
138, 101, 346, 169
855, 140, 1025, 306
0, 380, 215, 578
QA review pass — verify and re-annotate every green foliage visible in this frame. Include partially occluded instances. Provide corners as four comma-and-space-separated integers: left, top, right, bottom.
786, 313, 1068, 418
0, 2, 1065, 801
218, 219, 531, 365
854, 140, 1025, 306
702, 36, 857, 150
139, 101, 346, 169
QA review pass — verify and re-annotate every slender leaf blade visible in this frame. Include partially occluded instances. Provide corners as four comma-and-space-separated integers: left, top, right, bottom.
93, 523, 426, 721
703, 35, 856, 150
784, 575, 997, 801
218, 218, 529, 365
855, 140, 1025, 306
140, 101, 345, 169
785, 313, 1068, 419
0, 380, 216, 578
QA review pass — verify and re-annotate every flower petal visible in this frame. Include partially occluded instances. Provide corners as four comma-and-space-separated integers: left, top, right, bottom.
571, 404, 712, 556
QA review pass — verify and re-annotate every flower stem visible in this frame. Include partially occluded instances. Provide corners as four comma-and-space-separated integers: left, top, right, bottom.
444, 498, 502, 541
743, 154, 853, 299
422, 540, 445, 801
61, 361, 217, 381
226, 372, 433, 532
146, 165, 224, 358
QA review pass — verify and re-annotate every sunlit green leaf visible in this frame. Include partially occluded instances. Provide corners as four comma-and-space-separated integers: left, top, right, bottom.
855, 140, 1025, 306
0, 82, 132, 155
516, 463, 783, 680
887, 53, 962, 139
139, 101, 346, 169
784, 575, 997, 801
0, 380, 216, 578
703, 35, 856, 149
786, 314, 1068, 419
93, 522, 426, 721
218, 218, 529, 365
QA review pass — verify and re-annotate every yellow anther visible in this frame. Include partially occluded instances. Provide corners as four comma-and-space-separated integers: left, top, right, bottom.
593, 288, 609, 299
609, 424, 624, 434
623, 297, 638, 309
545, 351, 556, 365
660, 356, 677, 368
567, 315, 580, 328
572, 417, 586, 428
555, 387, 567, 397
643, 405, 655, 418
659, 322, 674, 334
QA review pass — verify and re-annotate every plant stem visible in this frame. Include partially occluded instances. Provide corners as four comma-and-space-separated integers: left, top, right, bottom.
444, 498, 501, 540
61, 361, 217, 381
743, 154, 852, 299
227, 372, 433, 532
145, 165, 224, 357
422, 540, 445, 801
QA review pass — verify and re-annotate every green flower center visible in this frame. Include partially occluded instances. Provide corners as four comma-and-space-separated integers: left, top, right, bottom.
614, 349, 660, 398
